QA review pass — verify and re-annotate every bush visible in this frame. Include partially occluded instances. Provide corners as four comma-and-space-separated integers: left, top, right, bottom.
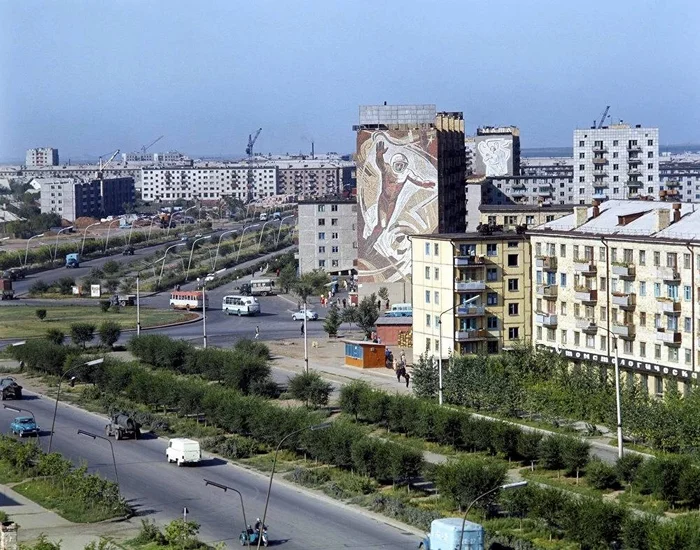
35, 309, 47, 321
431, 457, 507, 510
288, 372, 333, 408
98, 320, 121, 348
134, 519, 166, 545
45, 328, 65, 345
69, 322, 96, 348
10, 339, 68, 375
537, 435, 566, 471
635, 455, 691, 505
616, 453, 644, 485
586, 457, 621, 490
29, 280, 50, 294
56, 276, 75, 295
99, 301, 111, 313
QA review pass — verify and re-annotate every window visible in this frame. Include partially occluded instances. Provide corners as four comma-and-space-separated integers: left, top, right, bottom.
600, 277, 607, 292
536, 326, 542, 339
685, 253, 691, 269
684, 317, 692, 333
318, 259, 325, 268
560, 273, 567, 287
434, 291, 439, 305
426, 314, 431, 327
574, 331, 580, 345
686, 348, 692, 365
331, 259, 339, 267
487, 316, 498, 329
434, 243, 439, 255
330, 204, 338, 212
508, 278, 519, 291
639, 282, 646, 296
331, 246, 339, 253
579, 152, 585, 159
486, 244, 497, 256
331, 218, 338, 226
655, 313, 661, 328
434, 317, 440, 329
667, 253, 677, 268
508, 303, 519, 315
579, 140, 585, 147
425, 338, 431, 352
318, 219, 325, 226
487, 268, 498, 281
654, 283, 661, 298
684, 285, 691, 301
508, 327, 519, 340
318, 246, 325, 253
653, 251, 660, 267
425, 291, 430, 304
525, 215, 534, 225
601, 336, 607, 351
425, 243, 430, 255
487, 293, 498, 305
560, 244, 566, 257
640, 342, 646, 357
599, 247, 606, 261
331, 232, 338, 239
640, 312, 646, 327
318, 232, 325, 240
434, 268, 439, 279
317, 205, 325, 212
655, 345, 662, 360
669, 347, 679, 363
561, 302, 567, 315
561, 330, 567, 345
507, 254, 519, 267
425, 266, 431, 279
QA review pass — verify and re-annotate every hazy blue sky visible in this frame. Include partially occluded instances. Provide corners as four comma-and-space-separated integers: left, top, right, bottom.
1, 0, 698, 161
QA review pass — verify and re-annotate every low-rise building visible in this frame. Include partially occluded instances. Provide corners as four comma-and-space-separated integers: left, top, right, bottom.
529, 199, 700, 392
297, 198, 357, 275
411, 231, 532, 362
480, 204, 574, 230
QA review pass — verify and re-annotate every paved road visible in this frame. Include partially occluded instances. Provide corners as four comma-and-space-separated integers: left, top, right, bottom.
0, 394, 420, 549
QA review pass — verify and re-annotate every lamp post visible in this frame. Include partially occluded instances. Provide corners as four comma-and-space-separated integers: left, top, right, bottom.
77, 429, 119, 487
81, 222, 102, 256
136, 250, 179, 335
127, 217, 136, 245
257, 220, 277, 251
458, 481, 528, 550
236, 224, 260, 262
158, 242, 187, 285
186, 235, 212, 281
146, 217, 156, 243
53, 226, 74, 262
197, 278, 208, 349
204, 480, 250, 548
256, 423, 331, 550
103, 219, 121, 253
595, 325, 623, 459
24, 233, 45, 266
213, 229, 238, 271
276, 216, 294, 245
49, 358, 104, 453
167, 205, 196, 236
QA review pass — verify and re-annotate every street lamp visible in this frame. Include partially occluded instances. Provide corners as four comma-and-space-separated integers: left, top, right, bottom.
81, 222, 102, 256
77, 429, 119, 487
24, 233, 45, 266
103, 219, 121, 252
258, 220, 278, 251
53, 226, 74, 262
158, 242, 187, 285
146, 217, 157, 243
49, 358, 104, 453
276, 216, 294, 245
458, 481, 528, 550
197, 278, 208, 349
204, 480, 250, 548
256, 422, 331, 550
236, 224, 260, 262
186, 235, 212, 281
597, 325, 623, 459
136, 249, 183, 335
213, 229, 239, 271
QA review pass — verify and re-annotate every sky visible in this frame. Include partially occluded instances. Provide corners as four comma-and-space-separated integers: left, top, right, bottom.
0, 0, 699, 162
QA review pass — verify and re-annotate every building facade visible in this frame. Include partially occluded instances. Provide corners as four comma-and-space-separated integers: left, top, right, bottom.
529, 200, 700, 392
411, 231, 532, 362
474, 126, 520, 177
26, 148, 59, 167
480, 204, 574, 229
275, 159, 355, 198
573, 124, 659, 203
353, 104, 465, 302
39, 177, 135, 221
297, 199, 357, 276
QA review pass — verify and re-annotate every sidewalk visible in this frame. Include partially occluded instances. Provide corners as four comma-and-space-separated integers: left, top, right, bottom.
0, 484, 138, 550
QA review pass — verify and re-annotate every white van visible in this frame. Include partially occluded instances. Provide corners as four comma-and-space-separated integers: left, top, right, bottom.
166, 438, 201, 466
386, 303, 413, 317
259, 212, 268, 221
222, 295, 260, 316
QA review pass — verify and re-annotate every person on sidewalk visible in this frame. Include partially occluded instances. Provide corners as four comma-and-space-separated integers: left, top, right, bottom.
300, 322, 305, 336
396, 365, 404, 382
255, 326, 260, 339
405, 371, 410, 388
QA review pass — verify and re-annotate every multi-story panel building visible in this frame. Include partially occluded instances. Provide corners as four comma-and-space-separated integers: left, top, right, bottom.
479, 204, 574, 229
529, 199, 700, 392
121, 151, 184, 163
573, 124, 659, 203
659, 156, 700, 203
353, 104, 466, 303
39, 177, 134, 221
474, 126, 521, 177
411, 231, 532, 362
275, 160, 355, 199
26, 148, 59, 167
140, 165, 278, 202
297, 199, 357, 276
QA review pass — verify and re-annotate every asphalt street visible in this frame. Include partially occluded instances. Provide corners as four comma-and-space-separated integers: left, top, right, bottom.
0, 394, 420, 549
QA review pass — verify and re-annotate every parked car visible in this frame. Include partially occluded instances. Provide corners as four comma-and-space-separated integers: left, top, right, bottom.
10, 416, 39, 437
292, 309, 318, 321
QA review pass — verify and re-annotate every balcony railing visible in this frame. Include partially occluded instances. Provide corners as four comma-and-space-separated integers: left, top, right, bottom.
592, 157, 608, 165
536, 312, 558, 327
456, 305, 485, 316
535, 256, 557, 271
455, 280, 486, 291
628, 157, 642, 165
575, 318, 598, 334
666, 180, 682, 188
455, 329, 488, 341
612, 292, 636, 309
627, 169, 642, 176
612, 263, 635, 279
627, 144, 642, 152
657, 298, 681, 314
659, 267, 681, 282
575, 288, 598, 303
592, 146, 608, 153
455, 256, 485, 267
573, 259, 597, 274
612, 322, 635, 339
536, 285, 558, 299
656, 329, 681, 345
626, 180, 643, 187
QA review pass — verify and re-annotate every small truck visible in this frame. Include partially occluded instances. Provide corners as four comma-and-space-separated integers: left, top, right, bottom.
1, 278, 15, 300
65, 253, 80, 268
105, 413, 141, 440
110, 294, 136, 307
0, 377, 23, 400
10, 416, 40, 437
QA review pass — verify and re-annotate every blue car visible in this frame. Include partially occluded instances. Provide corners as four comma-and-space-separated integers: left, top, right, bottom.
10, 416, 40, 437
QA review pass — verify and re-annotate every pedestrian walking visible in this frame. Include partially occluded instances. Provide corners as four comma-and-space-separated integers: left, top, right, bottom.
396, 367, 402, 382
255, 326, 260, 339
300, 322, 305, 336
400, 351, 406, 365
377, 300, 381, 311
405, 372, 410, 388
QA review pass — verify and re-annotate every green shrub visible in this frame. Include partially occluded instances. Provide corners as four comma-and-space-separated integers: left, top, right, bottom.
45, 328, 65, 345
616, 453, 644, 485
586, 457, 620, 490
35, 309, 47, 321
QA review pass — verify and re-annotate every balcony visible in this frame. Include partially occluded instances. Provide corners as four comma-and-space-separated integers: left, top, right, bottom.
659, 267, 681, 282
592, 145, 608, 153
575, 288, 598, 303
657, 298, 681, 314
511, 188, 528, 197
538, 187, 554, 196
573, 259, 597, 274
535, 256, 557, 271
627, 168, 642, 177
575, 318, 598, 334
456, 305, 485, 317
628, 157, 642, 165
455, 329, 488, 341
592, 192, 608, 201
455, 280, 486, 291
666, 180, 682, 188
612, 322, 636, 339
592, 157, 608, 165
626, 180, 643, 187
511, 182, 527, 190
612, 292, 636, 310
656, 329, 681, 345
455, 256, 485, 267
612, 263, 635, 279
536, 284, 558, 299
627, 144, 642, 153
536, 312, 558, 327
593, 171, 608, 178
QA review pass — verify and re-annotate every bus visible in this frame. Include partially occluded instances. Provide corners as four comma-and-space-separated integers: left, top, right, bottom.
169, 290, 208, 310
250, 278, 276, 296
385, 303, 412, 317
222, 295, 260, 316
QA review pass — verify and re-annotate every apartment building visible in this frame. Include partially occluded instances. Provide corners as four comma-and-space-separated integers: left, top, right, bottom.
481, 174, 574, 206
26, 147, 59, 167
573, 124, 659, 203
474, 126, 521, 177
480, 204, 574, 229
297, 198, 357, 275
39, 177, 135, 221
529, 199, 700, 392
411, 231, 532, 362
275, 159, 355, 199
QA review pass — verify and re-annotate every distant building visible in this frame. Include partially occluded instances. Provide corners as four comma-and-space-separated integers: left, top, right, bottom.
275, 159, 355, 198
122, 151, 184, 163
26, 148, 59, 167
39, 177, 135, 221
474, 127, 520, 177
297, 198, 357, 276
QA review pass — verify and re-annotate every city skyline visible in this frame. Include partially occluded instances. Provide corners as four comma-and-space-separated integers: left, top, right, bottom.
1, 0, 699, 161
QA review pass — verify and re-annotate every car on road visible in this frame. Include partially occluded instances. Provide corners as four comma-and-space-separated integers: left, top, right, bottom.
292, 309, 318, 321
10, 416, 39, 437
204, 273, 216, 282
166, 438, 201, 466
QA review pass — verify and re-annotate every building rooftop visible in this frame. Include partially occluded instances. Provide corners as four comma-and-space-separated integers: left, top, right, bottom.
412, 231, 526, 241
480, 204, 576, 213
375, 317, 413, 326
298, 197, 356, 205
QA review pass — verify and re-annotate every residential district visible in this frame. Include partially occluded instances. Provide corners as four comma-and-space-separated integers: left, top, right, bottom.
2, 104, 700, 549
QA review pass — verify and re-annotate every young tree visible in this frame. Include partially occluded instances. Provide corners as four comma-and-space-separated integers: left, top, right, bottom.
45, 328, 65, 345
119, 277, 135, 293
292, 269, 330, 303
278, 263, 297, 294
561, 437, 590, 482
56, 276, 75, 295
288, 371, 333, 408
35, 308, 47, 321
378, 286, 389, 304
323, 304, 342, 337
411, 353, 438, 398
102, 260, 120, 275
341, 307, 358, 326
356, 293, 380, 339
69, 322, 96, 348
98, 320, 122, 348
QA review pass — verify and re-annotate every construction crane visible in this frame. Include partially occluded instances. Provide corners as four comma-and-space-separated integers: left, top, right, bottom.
98, 149, 120, 173
141, 135, 164, 155
596, 106, 611, 129
246, 128, 262, 160
96, 149, 120, 216
245, 129, 262, 203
